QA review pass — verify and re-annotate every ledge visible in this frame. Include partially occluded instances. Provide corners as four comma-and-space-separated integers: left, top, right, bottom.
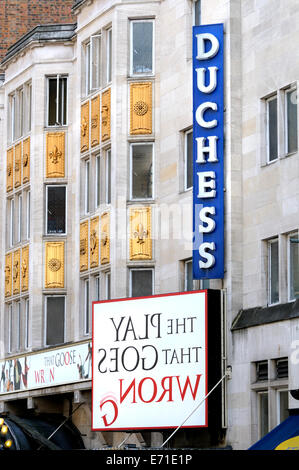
231, 299, 299, 330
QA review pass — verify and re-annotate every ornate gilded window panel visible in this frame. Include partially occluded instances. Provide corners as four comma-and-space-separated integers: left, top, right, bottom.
130, 207, 152, 260
130, 82, 152, 135
7, 148, 14, 192
80, 220, 89, 272
90, 216, 99, 268
46, 132, 65, 178
45, 242, 65, 289
13, 249, 21, 295
101, 88, 111, 142
91, 95, 100, 147
81, 102, 90, 153
21, 245, 29, 292
23, 137, 30, 184
14, 142, 22, 188
100, 212, 110, 265
5, 253, 12, 298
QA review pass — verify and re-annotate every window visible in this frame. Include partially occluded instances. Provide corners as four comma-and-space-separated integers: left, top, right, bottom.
193, 0, 201, 25
84, 279, 90, 335
46, 186, 66, 234
47, 75, 67, 126
258, 391, 269, 438
16, 302, 21, 351
130, 20, 154, 75
130, 269, 154, 297
256, 361, 268, 381
85, 160, 90, 214
266, 95, 278, 162
25, 298, 30, 349
17, 193, 22, 243
277, 389, 289, 425
285, 87, 297, 154
45, 296, 65, 346
268, 238, 279, 305
8, 304, 13, 353
8, 81, 32, 143
105, 272, 111, 300
184, 129, 193, 190
95, 154, 101, 207
130, 143, 153, 200
10, 198, 15, 247
95, 275, 100, 301
288, 232, 299, 300
82, 35, 101, 96
26, 191, 31, 240
106, 149, 111, 204
106, 28, 112, 83
184, 260, 193, 291
276, 358, 288, 379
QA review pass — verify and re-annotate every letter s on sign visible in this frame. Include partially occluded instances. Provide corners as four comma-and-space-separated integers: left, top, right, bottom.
100, 399, 118, 427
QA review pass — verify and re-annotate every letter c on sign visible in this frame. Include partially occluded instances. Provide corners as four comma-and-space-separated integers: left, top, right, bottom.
196, 102, 218, 128
100, 399, 118, 427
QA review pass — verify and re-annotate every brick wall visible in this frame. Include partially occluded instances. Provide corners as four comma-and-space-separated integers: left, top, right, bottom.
0, 0, 75, 68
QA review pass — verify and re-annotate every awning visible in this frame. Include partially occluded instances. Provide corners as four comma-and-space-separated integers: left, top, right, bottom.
249, 415, 299, 450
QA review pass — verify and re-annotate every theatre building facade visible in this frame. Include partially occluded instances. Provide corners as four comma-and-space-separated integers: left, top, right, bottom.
0, 0, 298, 450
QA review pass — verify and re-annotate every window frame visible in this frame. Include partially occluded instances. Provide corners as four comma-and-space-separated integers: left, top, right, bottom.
193, 0, 201, 26
105, 272, 111, 300
266, 94, 278, 163
82, 33, 102, 97
184, 128, 193, 191
8, 81, 32, 143
268, 238, 279, 306
16, 301, 21, 352
8, 304, 13, 353
129, 142, 154, 201
288, 231, 299, 301
26, 190, 31, 240
45, 184, 67, 236
284, 86, 298, 155
105, 148, 112, 204
46, 74, 68, 127
44, 295, 66, 347
257, 390, 269, 439
85, 159, 90, 214
106, 28, 112, 84
130, 19, 155, 77
84, 278, 90, 336
25, 298, 30, 350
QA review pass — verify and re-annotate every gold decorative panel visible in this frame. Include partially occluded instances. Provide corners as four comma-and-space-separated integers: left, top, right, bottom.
90, 216, 99, 268
46, 132, 65, 178
45, 242, 65, 289
5, 253, 12, 298
81, 101, 89, 153
21, 245, 29, 292
91, 95, 100, 147
14, 142, 22, 188
101, 88, 111, 142
130, 82, 152, 135
100, 212, 110, 265
7, 148, 13, 192
13, 249, 21, 295
130, 207, 152, 260
23, 137, 30, 184
80, 221, 89, 272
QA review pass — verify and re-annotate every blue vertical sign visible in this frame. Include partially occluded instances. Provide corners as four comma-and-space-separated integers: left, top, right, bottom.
193, 24, 224, 280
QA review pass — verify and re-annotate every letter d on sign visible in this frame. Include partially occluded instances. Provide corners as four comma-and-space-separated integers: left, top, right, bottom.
196, 33, 219, 60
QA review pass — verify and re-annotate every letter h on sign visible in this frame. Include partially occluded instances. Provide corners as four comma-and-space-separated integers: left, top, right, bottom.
192, 24, 224, 280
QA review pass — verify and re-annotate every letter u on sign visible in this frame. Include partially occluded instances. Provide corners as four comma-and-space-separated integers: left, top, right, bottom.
192, 24, 224, 280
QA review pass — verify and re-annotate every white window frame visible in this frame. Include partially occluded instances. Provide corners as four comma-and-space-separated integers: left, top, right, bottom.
284, 86, 298, 155
129, 268, 154, 297
268, 238, 279, 306
16, 301, 21, 351
8, 81, 32, 144
85, 159, 90, 214
8, 304, 13, 353
46, 75, 68, 127
105, 149, 111, 204
95, 154, 101, 208
45, 185, 67, 235
129, 142, 154, 201
84, 278, 90, 335
184, 129, 193, 191
184, 259, 193, 291
130, 19, 155, 77
105, 272, 111, 300
26, 190, 31, 240
25, 298, 30, 349
257, 390, 269, 439
276, 388, 289, 426
95, 274, 100, 301
266, 94, 278, 163
106, 28, 112, 84
17, 193, 22, 243
10, 198, 15, 248
44, 295, 66, 347
288, 231, 299, 301
83, 34, 101, 97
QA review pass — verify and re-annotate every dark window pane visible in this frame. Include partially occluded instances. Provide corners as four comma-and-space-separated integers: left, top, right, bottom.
269, 240, 279, 304
106, 151, 111, 204
186, 131, 193, 189
185, 261, 193, 291
259, 392, 269, 438
131, 270, 153, 297
132, 22, 153, 74
194, 0, 201, 25
47, 186, 66, 234
290, 235, 299, 299
46, 297, 65, 346
287, 90, 297, 153
132, 144, 152, 199
268, 97, 278, 161
85, 280, 89, 334
58, 77, 67, 125
48, 78, 57, 126
96, 156, 101, 206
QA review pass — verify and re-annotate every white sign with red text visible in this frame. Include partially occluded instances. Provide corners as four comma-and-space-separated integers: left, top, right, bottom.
92, 291, 207, 430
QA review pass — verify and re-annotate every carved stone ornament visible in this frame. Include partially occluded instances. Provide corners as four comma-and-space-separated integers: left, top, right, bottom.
101, 105, 109, 126
7, 164, 12, 177
91, 116, 98, 128
134, 223, 148, 244
80, 239, 87, 255
5, 265, 10, 284
134, 100, 149, 116
81, 117, 88, 137
21, 259, 27, 279
90, 229, 97, 254
23, 153, 29, 167
13, 260, 19, 281
15, 161, 20, 172
48, 258, 61, 272
49, 146, 62, 165
101, 231, 108, 246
